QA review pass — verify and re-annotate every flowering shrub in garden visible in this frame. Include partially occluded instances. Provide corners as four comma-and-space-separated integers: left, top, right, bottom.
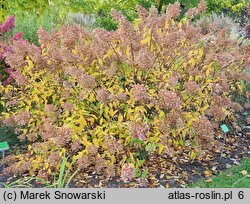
0, 1, 249, 183
0, 15, 24, 85
205, 0, 249, 13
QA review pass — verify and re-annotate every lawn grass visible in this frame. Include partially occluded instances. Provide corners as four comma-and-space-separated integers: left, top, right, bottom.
190, 158, 250, 188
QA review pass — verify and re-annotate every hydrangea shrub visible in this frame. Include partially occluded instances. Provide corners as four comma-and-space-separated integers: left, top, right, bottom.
0, 1, 249, 182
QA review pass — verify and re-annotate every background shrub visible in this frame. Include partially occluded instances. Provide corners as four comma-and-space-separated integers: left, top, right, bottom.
0, 15, 24, 85
1, 0, 249, 40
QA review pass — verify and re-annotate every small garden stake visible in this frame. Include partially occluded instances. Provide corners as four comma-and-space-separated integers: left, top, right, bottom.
0, 141, 10, 169
220, 124, 229, 160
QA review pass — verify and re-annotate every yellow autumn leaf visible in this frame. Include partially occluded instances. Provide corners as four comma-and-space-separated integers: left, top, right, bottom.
89, 93, 95, 102
205, 179, 213, 183
158, 143, 164, 154
134, 18, 141, 29
78, 115, 87, 129
110, 155, 116, 164
61, 148, 66, 154
159, 110, 165, 119
28, 145, 32, 151
118, 114, 123, 122
205, 67, 210, 77
129, 153, 135, 164
99, 117, 104, 125
98, 58, 103, 66
141, 36, 151, 45
240, 170, 248, 176
93, 138, 99, 147
198, 47, 203, 59
190, 151, 197, 160
125, 46, 130, 58
190, 58, 196, 66
47, 168, 52, 175
204, 170, 213, 177
164, 20, 169, 29
65, 161, 71, 169
44, 162, 49, 169
26, 57, 34, 70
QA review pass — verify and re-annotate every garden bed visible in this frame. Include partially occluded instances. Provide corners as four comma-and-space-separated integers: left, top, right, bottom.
0, 0, 249, 188
0, 110, 249, 188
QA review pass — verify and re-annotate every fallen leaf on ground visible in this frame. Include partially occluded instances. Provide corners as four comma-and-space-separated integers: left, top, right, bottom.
205, 179, 213, 183
246, 118, 250, 125
240, 170, 248, 176
204, 170, 213, 177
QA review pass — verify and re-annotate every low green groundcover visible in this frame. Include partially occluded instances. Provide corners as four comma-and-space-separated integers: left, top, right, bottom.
190, 158, 250, 188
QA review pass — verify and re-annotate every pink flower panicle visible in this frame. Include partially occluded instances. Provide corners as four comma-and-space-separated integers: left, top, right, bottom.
77, 155, 90, 171
166, 2, 181, 20
186, 7, 198, 18
158, 89, 181, 110
47, 152, 61, 168
121, 163, 135, 183
105, 165, 116, 179
131, 84, 148, 103
185, 81, 200, 94
135, 48, 154, 70
128, 121, 149, 141
62, 102, 73, 112
104, 135, 123, 154
96, 88, 110, 104
193, 116, 216, 140
80, 74, 96, 90
198, 0, 207, 14
10, 70, 28, 86
0, 16, 15, 34
94, 157, 106, 173
9, 32, 23, 43
14, 110, 31, 126
116, 93, 128, 103
168, 73, 181, 88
